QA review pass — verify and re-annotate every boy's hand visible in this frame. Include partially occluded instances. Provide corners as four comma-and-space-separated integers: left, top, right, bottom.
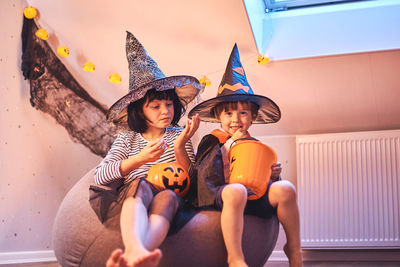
270, 161, 282, 181
231, 129, 249, 141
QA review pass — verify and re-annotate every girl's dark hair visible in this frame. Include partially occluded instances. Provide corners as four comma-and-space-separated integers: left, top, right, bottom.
127, 88, 185, 133
213, 101, 259, 121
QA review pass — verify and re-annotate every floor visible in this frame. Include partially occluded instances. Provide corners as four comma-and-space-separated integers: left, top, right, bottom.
0, 263, 60, 267
2, 261, 400, 267
265, 263, 400, 267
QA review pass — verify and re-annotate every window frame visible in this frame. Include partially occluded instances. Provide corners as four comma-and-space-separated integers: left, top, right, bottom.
263, 0, 365, 11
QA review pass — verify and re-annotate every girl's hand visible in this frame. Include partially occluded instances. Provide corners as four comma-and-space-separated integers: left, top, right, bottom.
270, 161, 282, 181
138, 139, 167, 163
174, 115, 199, 170
175, 114, 200, 147
120, 139, 167, 177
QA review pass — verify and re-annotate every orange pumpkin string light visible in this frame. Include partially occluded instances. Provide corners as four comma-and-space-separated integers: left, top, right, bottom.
199, 75, 211, 88
83, 62, 95, 72
24, 6, 37, 19
257, 54, 270, 65
57, 46, 70, 57
109, 73, 122, 84
146, 162, 191, 197
35, 28, 48, 40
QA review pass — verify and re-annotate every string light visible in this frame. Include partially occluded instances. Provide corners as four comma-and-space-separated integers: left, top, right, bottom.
24, 6, 273, 88
257, 54, 270, 65
199, 76, 211, 88
83, 62, 95, 72
57, 46, 70, 57
35, 28, 48, 40
109, 73, 122, 84
24, 6, 37, 19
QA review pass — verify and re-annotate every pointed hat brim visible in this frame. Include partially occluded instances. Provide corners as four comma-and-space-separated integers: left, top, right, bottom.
107, 75, 201, 123
188, 93, 281, 124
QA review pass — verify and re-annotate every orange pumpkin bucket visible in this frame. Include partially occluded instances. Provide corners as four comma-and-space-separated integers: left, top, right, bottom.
146, 162, 191, 197
228, 139, 277, 200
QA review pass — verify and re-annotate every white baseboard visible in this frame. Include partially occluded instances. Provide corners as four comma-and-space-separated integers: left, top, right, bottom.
302, 249, 400, 262
268, 250, 289, 262
1, 249, 399, 264
0, 250, 57, 265
268, 249, 400, 262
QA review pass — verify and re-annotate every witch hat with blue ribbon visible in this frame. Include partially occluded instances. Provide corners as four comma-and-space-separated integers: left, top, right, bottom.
188, 44, 280, 124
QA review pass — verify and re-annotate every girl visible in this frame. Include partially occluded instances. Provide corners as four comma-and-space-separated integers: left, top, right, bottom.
93, 32, 201, 267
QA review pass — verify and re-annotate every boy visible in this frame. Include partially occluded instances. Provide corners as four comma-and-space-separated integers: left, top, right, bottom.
188, 44, 303, 267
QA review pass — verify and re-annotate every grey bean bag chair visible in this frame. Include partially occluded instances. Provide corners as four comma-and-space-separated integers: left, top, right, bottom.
52, 168, 279, 267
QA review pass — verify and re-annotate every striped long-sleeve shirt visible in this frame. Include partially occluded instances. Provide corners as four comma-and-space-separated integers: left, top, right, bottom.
94, 128, 195, 185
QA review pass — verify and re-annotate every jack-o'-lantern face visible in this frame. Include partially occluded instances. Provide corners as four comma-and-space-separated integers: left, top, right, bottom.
146, 162, 191, 197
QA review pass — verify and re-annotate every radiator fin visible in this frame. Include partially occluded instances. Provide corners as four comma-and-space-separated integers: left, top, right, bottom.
296, 130, 400, 248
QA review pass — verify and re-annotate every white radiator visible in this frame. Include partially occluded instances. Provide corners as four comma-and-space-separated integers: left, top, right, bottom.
296, 130, 400, 248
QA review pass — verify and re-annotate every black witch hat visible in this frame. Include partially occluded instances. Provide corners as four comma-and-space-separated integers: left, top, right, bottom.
107, 31, 202, 125
188, 44, 280, 124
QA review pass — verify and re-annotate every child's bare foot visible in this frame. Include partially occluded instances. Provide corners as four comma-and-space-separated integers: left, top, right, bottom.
106, 248, 129, 267
284, 243, 303, 267
125, 248, 162, 267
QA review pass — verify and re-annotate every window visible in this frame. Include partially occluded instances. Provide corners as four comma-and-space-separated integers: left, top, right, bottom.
264, 0, 367, 11
244, 0, 400, 60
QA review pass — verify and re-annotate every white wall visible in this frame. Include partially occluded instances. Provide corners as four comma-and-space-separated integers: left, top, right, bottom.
0, 0, 101, 263
1, 0, 400, 264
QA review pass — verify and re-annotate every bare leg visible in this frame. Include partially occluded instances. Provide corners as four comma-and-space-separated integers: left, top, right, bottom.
144, 190, 179, 250
268, 181, 303, 267
119, 196, 162, 267
220, 184, 249, 267
144, 215, 170, 250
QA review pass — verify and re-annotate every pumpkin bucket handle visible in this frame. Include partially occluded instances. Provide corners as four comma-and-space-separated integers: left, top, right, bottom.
230, 137, 259, 149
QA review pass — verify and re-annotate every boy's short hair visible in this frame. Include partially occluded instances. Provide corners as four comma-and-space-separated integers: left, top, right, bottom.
127, 88, 185, 133
213, 101, 259, 121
